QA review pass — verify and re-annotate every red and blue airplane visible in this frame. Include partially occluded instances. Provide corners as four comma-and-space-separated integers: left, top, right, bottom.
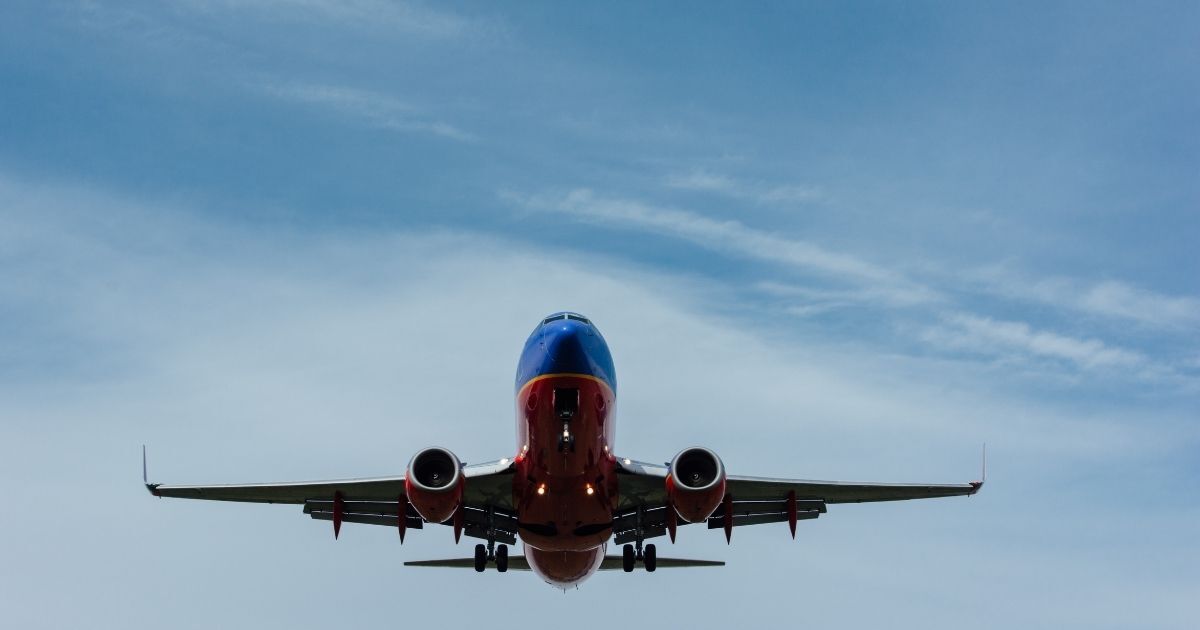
146, 312, 982, 588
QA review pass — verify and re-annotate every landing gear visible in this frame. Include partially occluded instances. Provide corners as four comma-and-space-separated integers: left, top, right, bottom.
474, 505, 510, 573
473, 543, 487, 573
622, 542, 657, 572
623, 505, 658, 572
495, 544, 509, 573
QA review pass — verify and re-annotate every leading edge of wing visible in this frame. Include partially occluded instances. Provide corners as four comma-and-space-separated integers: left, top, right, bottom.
144, 456, 516, 505
614, 456, 983, 504
726, 475, 982, 503
147, 475, 408, 504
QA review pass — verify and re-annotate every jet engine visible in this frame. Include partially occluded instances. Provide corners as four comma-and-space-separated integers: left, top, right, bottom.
405, 447, 463, 523
666, 447, 726, 523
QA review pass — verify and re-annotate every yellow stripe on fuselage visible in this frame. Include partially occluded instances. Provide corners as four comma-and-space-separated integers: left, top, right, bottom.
517, 372, 615, 398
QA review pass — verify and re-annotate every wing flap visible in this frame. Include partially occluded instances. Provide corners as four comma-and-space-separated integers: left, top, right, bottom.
310, 510, 424, 530
304, 499, 519, 544
706, 510, 820, 529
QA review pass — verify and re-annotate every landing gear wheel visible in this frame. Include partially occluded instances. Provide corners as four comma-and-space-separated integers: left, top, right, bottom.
622, 544, 635, 572
473, 543, 486, 573
644, 543, 657, 572
495, 544, 509, 573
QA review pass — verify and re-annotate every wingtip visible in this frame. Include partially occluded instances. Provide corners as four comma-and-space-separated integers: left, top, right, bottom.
973, 442, 987, 493
142, 446, 162, 496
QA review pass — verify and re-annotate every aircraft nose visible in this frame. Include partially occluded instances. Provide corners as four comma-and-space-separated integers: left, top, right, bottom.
543, 322, 588, 367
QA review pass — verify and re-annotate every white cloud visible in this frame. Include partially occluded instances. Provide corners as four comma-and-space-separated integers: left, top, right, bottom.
183, 0, 491, 40
967, 267, 1200, 331
666, 169, 824, 205
260, 82, 475, 141
922, 313, 1148, 370
508, 188, 937, 307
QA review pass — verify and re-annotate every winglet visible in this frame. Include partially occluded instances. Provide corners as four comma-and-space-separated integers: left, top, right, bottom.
968, 443, 986, 495
143, 445, 161, 497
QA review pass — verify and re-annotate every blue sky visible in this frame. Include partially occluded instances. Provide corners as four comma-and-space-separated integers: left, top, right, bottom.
1, 1, 1197, 627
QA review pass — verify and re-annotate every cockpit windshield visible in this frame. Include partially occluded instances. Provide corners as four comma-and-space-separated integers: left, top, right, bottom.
542, 313, 591, 326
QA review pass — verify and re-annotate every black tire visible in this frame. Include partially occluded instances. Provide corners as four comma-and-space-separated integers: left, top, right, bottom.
644, 543, 657, 572
622, 544, 635, 572
496, 544, 509, 573
473, 543, 486, 573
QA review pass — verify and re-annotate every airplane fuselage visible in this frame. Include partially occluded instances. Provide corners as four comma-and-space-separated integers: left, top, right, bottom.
512, 313, 618, 586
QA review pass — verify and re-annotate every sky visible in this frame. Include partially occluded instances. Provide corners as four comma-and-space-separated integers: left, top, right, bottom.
1, 1, 1197, 627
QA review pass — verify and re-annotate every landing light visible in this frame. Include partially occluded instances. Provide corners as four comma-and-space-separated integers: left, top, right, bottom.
623, 458, 631, 465
499, 458, 509, 465
537, 484, 546, 496
585, 484, 594, 496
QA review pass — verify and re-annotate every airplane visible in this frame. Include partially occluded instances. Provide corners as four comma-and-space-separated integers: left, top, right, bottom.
145, 311, 983, 588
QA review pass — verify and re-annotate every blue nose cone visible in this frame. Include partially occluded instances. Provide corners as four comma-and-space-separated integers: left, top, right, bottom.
516, 313, 617, 393
543, 319, 589, 367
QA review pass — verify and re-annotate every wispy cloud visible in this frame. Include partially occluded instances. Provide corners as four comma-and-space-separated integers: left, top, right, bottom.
666, 170, 824, 205
505, 188, 1198, 388
968, 268, 1200, 331
921, 313, 1149, 371
507, 188, 936, 306
259, 82, 475, 141
183, 0, 493, 40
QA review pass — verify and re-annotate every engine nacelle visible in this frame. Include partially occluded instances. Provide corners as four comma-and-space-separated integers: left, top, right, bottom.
405, 447, 463, 524
666, 447, 727, 523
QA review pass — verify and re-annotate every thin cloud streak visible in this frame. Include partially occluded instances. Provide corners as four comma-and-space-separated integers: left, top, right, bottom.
508, 188, 938, 307
183, 0, 492, 40
666, 170, 824, 205
505, 188, 1196, 388
259, 82, 475, 141
967, 268, 1200, 332
922, 313, 1147, 370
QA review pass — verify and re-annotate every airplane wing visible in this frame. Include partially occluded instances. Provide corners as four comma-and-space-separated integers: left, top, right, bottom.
145, 452, 518, 543
612, 456, 982, 543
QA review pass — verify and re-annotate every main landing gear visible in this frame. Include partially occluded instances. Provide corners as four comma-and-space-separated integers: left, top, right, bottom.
474, 541, 509, 573
621, 543, 656, 573
475, 505, 509, 573
621, 504, 657, 573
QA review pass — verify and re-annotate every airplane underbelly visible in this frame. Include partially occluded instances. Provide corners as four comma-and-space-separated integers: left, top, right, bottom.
513, 374, 617, 553
524, 545, 606, 588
